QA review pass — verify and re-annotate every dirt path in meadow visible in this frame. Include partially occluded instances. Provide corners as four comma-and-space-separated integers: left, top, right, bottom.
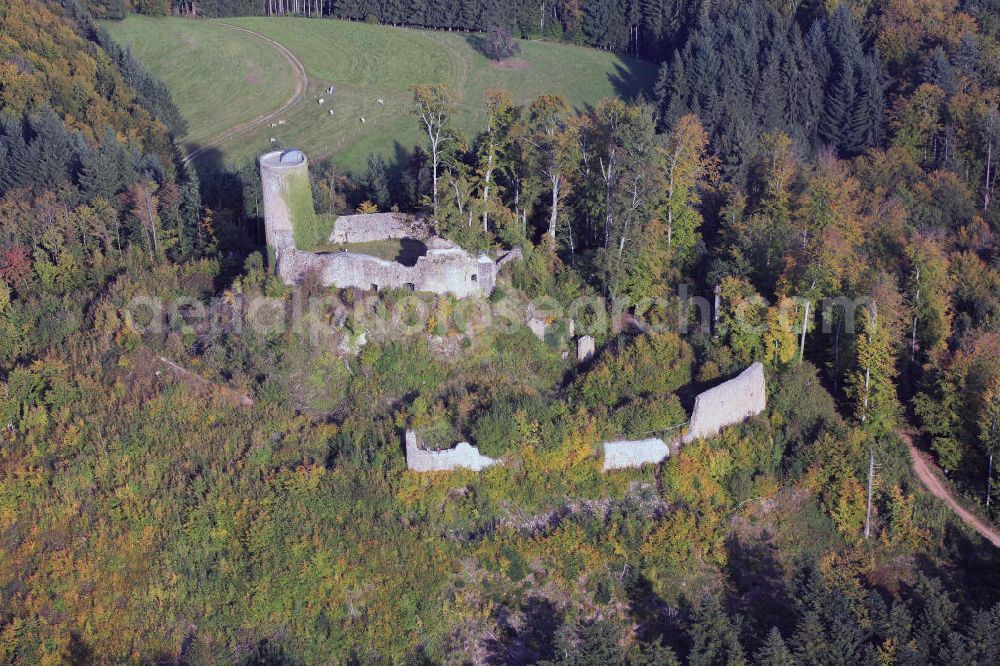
901, 428, 1000, 548
182, 21, 308, 165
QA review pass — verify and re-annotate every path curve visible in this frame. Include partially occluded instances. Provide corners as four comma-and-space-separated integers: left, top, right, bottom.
182, 21, 308, 165
900, 428, 1000, 548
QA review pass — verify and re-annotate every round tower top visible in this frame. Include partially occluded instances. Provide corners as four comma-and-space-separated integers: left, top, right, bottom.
260, 149, 307, 169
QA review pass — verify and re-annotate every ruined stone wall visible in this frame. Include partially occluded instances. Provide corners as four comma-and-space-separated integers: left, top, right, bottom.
682, 362, 767, 444
405, 430, 498, 472
330, 212, 430, 243
602, 438, 670, 471
274, 246, 495, 298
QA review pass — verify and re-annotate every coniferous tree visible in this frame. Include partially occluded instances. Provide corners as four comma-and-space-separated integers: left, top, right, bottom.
688, 594, 748, 666
365, 150, 391, 211
755, 628, 795, 666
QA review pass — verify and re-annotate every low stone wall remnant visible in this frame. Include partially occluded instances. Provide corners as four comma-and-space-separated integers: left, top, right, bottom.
603, 438, 670, 471
405, 430, 499, 472
682, 362, 766, 444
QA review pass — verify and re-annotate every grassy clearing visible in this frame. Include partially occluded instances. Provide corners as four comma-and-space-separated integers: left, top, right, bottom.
102, 16, 297, 155
102, 16, 656, 173
313, 238, 427, 264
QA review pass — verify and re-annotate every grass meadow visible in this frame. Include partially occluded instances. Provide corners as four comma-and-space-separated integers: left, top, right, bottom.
103, 16, 657, 174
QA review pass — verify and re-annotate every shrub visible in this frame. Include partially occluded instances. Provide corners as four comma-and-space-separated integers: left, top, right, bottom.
611, 395, 686, 438
484, 26, 520, 61
471, 394, 568, 457
573, 332, 693, 408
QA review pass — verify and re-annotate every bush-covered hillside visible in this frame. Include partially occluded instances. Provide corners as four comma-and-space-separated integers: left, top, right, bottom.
3, 0, 1000, 664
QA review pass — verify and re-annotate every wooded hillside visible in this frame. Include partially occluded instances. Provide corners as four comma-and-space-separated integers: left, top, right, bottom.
3, 0, 1000, 663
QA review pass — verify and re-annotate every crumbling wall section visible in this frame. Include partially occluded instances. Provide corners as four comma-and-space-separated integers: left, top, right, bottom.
682, 362, 766, 444
405, 430, 498, 472
274, 248, 495, 298
602, 438, 670, 471
330, 212, 430, 243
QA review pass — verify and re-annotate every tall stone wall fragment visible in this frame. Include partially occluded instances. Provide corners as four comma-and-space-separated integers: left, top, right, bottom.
577, 335, 595, 362
682, 362, 766, 444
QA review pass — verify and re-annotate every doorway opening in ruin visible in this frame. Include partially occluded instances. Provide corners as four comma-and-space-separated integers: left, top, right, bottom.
470, 274, 478, 282
404, 283, 415, 291
371, 284, 379, 292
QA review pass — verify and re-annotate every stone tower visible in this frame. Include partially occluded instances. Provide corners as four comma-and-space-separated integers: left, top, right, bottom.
259, 149, 309, 252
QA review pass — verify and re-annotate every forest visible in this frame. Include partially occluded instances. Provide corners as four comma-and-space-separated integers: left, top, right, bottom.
2, 0, 1000, 663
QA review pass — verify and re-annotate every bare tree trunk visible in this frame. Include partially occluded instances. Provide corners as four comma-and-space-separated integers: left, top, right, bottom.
548, 173, 559, 239
987, 453, 994, 509
482, 148, 493, 232
986, 139, 993, 212
712, 285, 720, 334
834, 314, 842, 393
865, 449, 875, 538
799, 299, 810, 362
862, 304, 878, 423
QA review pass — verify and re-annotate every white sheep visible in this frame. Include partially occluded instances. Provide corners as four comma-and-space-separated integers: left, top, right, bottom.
329, 109, 334, 116
377, 98, 384, 106
269, 137, 276, 143
327, 85, 335, 95
318, 98, 325, 105
270, 122, 277, 128
360, 117, 366, 124
278, 119, 287, 125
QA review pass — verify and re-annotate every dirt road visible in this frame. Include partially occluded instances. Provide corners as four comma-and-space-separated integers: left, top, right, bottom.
900, 428, 1000, 548
182, 22, 308, 165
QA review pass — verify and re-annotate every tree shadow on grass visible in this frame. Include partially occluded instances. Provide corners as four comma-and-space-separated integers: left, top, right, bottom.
607, 59, 659, 103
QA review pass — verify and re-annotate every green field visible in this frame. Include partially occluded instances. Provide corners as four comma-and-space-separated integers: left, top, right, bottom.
102, 16, 298, 155
103, 16, 657, 173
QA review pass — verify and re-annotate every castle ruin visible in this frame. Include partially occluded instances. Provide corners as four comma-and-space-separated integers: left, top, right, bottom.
260, 149, 497, 298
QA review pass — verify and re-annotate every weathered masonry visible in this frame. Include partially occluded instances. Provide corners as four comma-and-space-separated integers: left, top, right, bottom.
404, 430, 498, 472
602, 437, 670, 471
260, 149, 496, 298
682, 362, 767, 444
603, 362, 767, 471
